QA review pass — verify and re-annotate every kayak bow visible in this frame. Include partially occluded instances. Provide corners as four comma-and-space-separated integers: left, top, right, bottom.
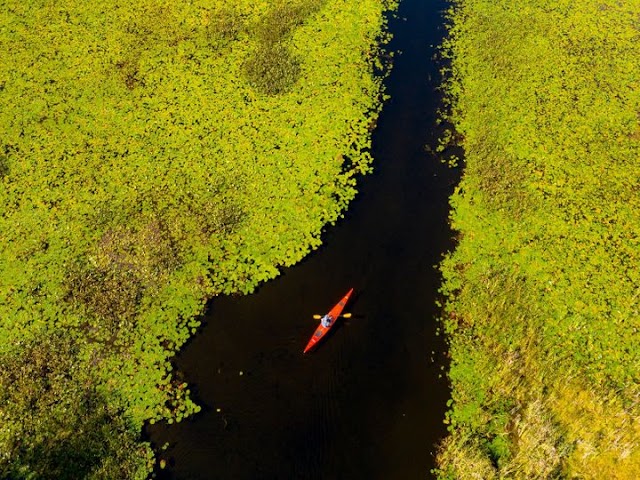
303, 288, 354, 354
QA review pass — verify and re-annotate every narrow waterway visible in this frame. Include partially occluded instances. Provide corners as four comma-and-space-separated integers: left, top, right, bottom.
148, 0, 458, 478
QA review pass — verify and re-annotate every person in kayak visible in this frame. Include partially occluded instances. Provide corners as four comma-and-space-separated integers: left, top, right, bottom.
321, 314, 333, 328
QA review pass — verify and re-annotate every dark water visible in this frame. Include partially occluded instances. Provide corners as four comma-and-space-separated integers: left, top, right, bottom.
148, 0, 458, 478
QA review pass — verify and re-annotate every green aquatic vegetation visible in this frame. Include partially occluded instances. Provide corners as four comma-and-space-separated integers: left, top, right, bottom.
0, 335, 154, 480
243, 42, 302, 95
437, 0, 640, 478
243, 0, 327, 95
0, 0, 396, 475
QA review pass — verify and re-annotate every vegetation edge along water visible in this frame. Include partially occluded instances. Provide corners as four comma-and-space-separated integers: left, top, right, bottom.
0, 1, 398, 477
436, 0, 639, 478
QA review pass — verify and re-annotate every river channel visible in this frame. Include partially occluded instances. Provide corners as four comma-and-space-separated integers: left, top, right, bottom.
148, 1, 458, 478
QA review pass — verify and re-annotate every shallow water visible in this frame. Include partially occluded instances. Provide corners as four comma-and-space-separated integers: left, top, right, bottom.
148, 1, 458, 478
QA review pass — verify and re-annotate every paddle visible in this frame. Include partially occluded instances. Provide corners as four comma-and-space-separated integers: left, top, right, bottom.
313, 313, 352, 319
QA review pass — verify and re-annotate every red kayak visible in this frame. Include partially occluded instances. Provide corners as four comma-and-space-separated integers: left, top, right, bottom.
303, 288, 354, 353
